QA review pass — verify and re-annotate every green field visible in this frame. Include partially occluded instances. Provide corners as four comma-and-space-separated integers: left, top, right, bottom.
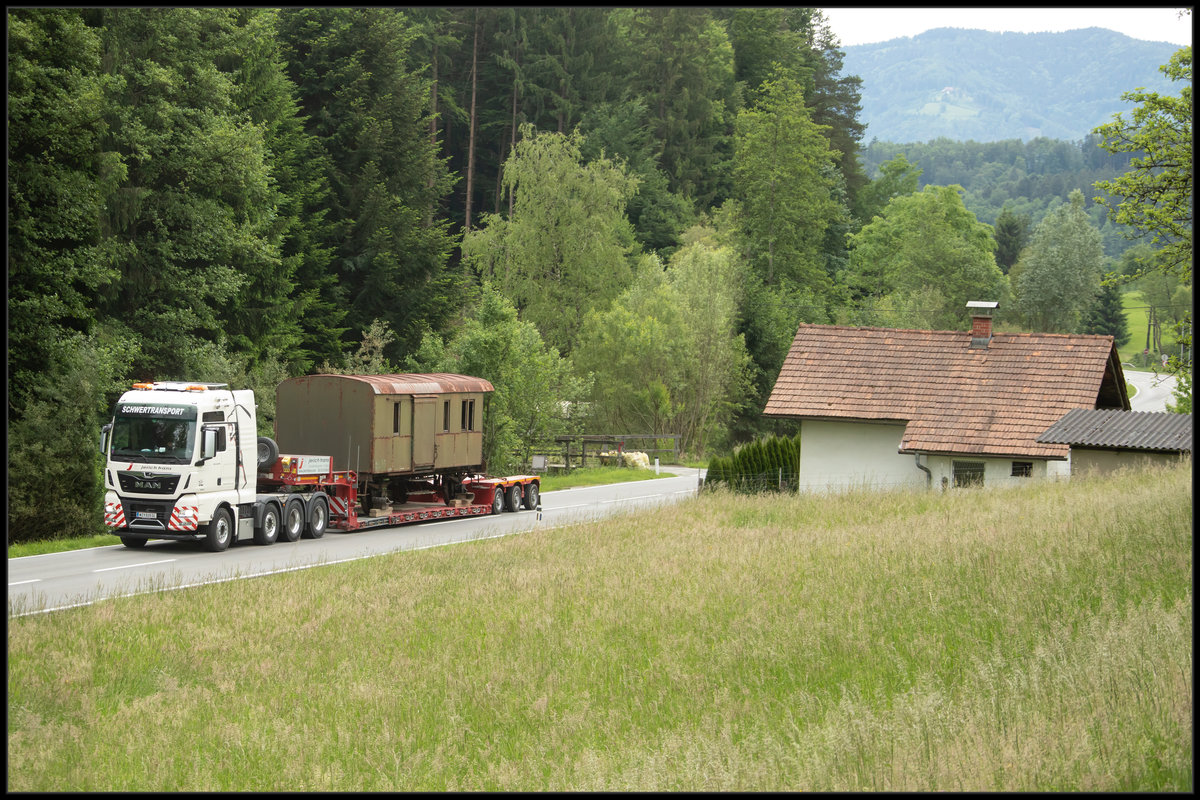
1121, 289, 1181, 367
7, 462, 1191, 791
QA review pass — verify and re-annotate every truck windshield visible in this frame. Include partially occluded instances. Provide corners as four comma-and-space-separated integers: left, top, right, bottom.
110, 415, 197, 464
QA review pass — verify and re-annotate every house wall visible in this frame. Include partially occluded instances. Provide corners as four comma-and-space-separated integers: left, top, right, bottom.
796, 419, 1070, 493
1069, 448, 1188, 476
798, 420, 925, 492
922, 455, 1063, 490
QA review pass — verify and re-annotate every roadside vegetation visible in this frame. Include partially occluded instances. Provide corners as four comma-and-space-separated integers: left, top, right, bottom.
8, 461, 1190, 791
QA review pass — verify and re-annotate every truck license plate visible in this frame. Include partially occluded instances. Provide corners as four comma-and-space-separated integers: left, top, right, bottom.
136, 511, 157, 519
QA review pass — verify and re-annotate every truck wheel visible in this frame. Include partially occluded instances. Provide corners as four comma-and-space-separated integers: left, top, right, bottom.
257, 436, 279, 470
523, 482, 540, 510
120, 535, 148, 549
204, 507, 233, 552
254, 503, 280, 545
281, 497, 305, 542
304, 495, 328, 539
505, 483, 522, 512
491, 487, 505, 514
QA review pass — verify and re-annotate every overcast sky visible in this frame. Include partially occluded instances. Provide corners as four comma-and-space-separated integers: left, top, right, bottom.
819, 7, 1192, 47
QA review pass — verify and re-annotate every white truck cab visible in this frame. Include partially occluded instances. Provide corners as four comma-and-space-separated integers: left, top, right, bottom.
100, 381, 259, 550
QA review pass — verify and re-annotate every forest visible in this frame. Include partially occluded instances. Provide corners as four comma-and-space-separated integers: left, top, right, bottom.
7, 7, 1191, 541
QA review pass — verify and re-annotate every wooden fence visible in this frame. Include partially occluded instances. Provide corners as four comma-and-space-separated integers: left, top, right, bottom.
526, 434, 680, 472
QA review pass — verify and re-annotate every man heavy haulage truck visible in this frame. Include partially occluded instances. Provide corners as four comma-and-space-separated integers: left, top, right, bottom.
100, 373, 540, 551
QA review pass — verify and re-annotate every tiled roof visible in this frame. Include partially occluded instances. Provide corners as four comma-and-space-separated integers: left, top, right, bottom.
763, 324, 1128, 459
1037, 408, 1192, 452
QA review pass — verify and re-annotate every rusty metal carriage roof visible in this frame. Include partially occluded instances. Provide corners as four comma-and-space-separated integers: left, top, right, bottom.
1037, 408, 1192, 452
319, 373, 494, 395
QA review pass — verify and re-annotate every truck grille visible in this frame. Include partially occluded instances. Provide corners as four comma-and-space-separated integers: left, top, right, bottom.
123, 499, 175, 530
117, 473, 180, 495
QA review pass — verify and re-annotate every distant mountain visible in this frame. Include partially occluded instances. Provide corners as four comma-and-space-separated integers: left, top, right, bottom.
842, 27, 1183, 144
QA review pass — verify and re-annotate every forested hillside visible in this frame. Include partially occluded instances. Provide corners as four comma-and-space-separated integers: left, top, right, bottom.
7, 8, 1190, 542
843, 27, 1181, 144
861, 136, 1137, 253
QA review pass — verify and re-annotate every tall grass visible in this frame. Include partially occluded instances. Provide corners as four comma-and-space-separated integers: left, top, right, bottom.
7, 463, 1191, 791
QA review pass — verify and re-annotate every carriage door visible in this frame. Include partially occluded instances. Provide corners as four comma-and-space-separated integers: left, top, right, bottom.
411, 394, 437, 470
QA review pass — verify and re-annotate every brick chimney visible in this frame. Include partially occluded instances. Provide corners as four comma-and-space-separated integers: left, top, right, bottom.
967, 301, 998, 349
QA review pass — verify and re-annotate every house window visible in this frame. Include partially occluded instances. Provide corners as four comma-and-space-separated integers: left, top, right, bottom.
1011, 461, 1033, 478
952, 461, 985, 488
443, 401, 450, 432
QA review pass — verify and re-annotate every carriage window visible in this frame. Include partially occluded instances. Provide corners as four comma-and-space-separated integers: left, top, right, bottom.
444, 401, 450, 432
461, 399, 475, 431
394, 402, 400, 434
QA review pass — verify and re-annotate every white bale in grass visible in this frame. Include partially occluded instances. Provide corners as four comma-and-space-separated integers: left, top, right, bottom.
598, 450, 652, 470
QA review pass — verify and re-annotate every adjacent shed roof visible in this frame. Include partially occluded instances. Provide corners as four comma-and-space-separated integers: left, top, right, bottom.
763, 324, 1128, 460
1037, 408, 1192, 452
318, 373, 494, 395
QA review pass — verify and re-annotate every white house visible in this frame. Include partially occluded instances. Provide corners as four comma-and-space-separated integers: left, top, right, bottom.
762, 304, 1130, 492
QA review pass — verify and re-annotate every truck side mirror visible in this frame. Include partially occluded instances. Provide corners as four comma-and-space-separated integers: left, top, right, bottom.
199, 427, 219, 463
99, 423, 112, 455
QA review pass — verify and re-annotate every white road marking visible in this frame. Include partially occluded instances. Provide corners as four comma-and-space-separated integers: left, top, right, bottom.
8, 579, 40, 586
93, 559, 177, 573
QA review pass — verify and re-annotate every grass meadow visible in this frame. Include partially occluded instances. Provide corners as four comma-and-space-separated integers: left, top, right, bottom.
1120, 288, 1181, 367
7, 462, 1192, 791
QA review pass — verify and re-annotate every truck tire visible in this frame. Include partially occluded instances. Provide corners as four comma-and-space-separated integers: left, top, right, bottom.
257, 436, 279, 470
204, 507, 233, 552
254, 503, 280, 545
523, 482, 540, 510
491, 487, 505, 514
281, 497, 305, 542
505, 483, 522, 512
304, 495, 328, 539
120, 535, 148, 549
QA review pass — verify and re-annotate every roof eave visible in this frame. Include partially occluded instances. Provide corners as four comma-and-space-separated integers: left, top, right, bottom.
899, 446, 1069, 461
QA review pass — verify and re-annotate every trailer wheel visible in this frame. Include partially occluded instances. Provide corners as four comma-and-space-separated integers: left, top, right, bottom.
254, 503, 280, 545
281, 497, 305, 542
204, 507, 233, 552
505, 483, 523, 512
523, 482, 540, 510
120, 535, 148, 549
305, 495, 328, 539
256, 436, 279, 469
491, 487, 505, 514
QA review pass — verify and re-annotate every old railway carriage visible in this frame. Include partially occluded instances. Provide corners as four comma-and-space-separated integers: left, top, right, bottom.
275, 373, 493, 505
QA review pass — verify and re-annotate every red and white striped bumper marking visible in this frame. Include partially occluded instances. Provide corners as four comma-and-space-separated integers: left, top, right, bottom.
104, 502, 125, 528
327, 497, 349, 518
168, 506, 200, 532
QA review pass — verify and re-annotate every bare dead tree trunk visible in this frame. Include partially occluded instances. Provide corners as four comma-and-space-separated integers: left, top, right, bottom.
507, 53, 520, 218
425, 39, 439, 228
464, 13, 479, 233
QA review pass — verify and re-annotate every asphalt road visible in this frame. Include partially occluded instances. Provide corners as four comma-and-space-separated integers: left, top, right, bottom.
1125, 369, 1179, 412
8, 468, 704, 618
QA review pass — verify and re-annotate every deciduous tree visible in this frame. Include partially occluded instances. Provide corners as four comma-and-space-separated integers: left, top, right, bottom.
461, 124, 639, 354
844, 185, 1007, 327
1015, 190, 1107, 333
1093, 46, 1191, 280
574, 231, 752, 457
